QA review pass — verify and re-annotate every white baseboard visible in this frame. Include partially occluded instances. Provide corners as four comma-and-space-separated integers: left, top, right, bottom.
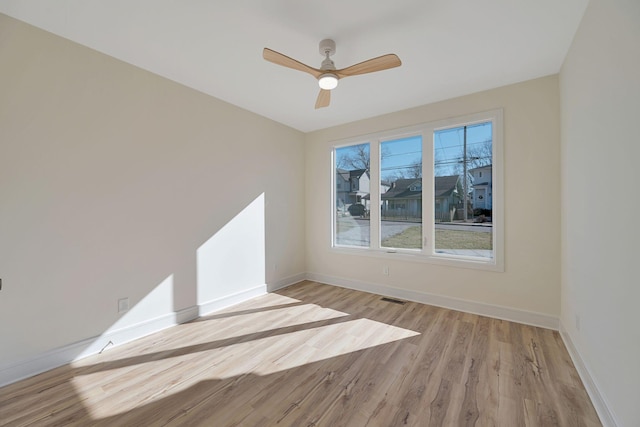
0, 275, 559, 389
0, 335, 94, 388
176, 306, 200, 325
267, 272, 306, 292
0, 284, 275, 388
559, 323, 618, 427
1, 284, 281, 387
0, 306, 199, 388
306, 272, 559, 330
197, 285, 267, 316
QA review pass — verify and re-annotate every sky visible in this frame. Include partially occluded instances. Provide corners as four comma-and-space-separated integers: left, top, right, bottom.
381, 136, 422, 181
435, 122, 492, 176
335, 121, 492, 181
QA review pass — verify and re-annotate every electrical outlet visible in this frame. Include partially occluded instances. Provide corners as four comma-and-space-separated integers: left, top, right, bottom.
118, 297, 129, 313
383, 266, 389, 276
575, 314, 581, 331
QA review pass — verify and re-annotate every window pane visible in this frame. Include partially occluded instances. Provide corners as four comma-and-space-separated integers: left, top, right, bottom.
434, 122, 493, 258
380, 136, 422, 250
334, 144, 370, 247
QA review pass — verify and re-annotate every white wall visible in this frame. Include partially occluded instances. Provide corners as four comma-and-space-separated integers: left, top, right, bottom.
0, 14, 306, 382
560, 0, 640, 425
4, 6, 638, 424
305, 76, 561, 324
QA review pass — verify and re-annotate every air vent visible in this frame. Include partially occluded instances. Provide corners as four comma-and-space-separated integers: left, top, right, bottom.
381, 297, 406, 305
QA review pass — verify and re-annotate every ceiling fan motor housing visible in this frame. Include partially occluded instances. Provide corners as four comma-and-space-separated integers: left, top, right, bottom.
319, 39, 336, 57
321, 57, 336, 71
319, 39, 337, 78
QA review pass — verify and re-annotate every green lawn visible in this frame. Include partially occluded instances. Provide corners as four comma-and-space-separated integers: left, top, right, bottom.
381, 226, 492, 250
382, 226, 422, 249
435, 229, 492, 250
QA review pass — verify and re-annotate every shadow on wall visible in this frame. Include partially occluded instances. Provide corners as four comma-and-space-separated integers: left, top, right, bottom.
0, 284, 420, 425
197, 192, 266, 316
0, 193, 267, 386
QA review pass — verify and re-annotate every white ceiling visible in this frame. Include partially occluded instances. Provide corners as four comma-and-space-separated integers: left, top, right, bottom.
0, 1, 588, 132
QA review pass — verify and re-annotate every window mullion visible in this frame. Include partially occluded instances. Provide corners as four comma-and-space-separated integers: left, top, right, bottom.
423, 129, 435, 255
369, 139, 380, 250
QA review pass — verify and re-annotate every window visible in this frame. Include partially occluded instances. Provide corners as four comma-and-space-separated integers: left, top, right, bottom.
334, 143, 370, 247
332, 110, 503, 270
434, 122, 493, 258
380, 136, 422, 250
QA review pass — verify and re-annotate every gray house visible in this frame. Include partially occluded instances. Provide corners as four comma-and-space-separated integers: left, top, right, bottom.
470, 164, 492, 211
381, 178, 422, 219
381, 175, 462, 221
336, 168, 370, 214
434, 175, 463, 222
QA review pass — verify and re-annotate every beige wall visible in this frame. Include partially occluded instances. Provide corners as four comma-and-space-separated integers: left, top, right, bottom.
305, 76, 561, 321
0, 14, 306, 371
6, 6, 638, 423
560, 0, 640, 425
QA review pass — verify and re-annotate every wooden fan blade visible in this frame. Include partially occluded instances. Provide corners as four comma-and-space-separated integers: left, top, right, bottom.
335, 54, 401, 78
263, 48, 323, 79
315, 89, 331, 109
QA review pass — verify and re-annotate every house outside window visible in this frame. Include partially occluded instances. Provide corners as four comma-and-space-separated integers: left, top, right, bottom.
334, 144, 371, 247
332, 110, 503, 271
470, 165, 492, 212
350, 176, 359, 191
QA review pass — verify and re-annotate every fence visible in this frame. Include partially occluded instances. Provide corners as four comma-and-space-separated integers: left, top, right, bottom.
434, 209, 451, 223
381, 208, 421, 222
381, 207, 488, 223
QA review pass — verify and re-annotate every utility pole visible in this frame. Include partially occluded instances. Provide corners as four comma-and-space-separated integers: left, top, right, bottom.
463, 126, 468, 222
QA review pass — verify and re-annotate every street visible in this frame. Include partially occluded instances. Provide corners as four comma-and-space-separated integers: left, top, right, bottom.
336, 218, 492, 259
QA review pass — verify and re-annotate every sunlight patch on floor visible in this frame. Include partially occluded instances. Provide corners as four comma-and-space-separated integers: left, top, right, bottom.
72, 301, 348, 368
73, 317, 419, 419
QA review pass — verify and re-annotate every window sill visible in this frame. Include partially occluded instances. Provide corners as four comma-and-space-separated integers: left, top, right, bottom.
330, 245, 504, 272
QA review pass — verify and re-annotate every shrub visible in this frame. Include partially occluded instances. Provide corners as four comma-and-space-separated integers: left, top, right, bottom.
348, 203, 366, 217
473, 208, 492, 217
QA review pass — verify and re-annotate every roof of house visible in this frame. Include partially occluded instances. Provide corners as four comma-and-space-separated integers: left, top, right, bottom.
380, 175, 460, 200
350, 169, 368, 179
469, 164, 492, 172
336, 168, 368, 181
381, 175, 461, 200
434, 175, 460, 198
381, 178, 421, 200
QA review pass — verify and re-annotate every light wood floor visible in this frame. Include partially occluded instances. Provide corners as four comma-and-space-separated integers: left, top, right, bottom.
0, 281, 601, 426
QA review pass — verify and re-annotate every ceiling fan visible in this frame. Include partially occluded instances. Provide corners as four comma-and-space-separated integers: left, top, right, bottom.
263, 39, 401, 109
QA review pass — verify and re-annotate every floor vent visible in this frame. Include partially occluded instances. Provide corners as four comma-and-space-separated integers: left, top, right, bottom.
381, 297, 406, 305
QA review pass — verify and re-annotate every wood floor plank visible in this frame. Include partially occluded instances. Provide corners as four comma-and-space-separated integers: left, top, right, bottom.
0, 281, 602, 426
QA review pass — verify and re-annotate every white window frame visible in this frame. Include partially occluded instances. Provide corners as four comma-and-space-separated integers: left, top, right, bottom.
331, 109, 504, 272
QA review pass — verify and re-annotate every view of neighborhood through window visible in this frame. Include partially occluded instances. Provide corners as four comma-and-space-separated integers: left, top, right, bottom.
380, 136, 423, 250
333, 112, 499, 267
434, 122, 493, 258
335, 143, 371, 247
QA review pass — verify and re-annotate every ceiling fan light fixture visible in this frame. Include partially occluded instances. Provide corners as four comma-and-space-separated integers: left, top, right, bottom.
318, 73, 338, 90
263, 39, 401, 108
